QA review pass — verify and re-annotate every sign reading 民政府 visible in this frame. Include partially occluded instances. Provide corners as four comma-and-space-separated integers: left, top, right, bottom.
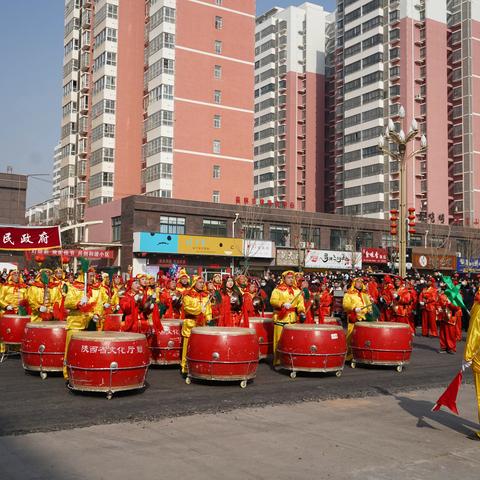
0, 226, 61, 251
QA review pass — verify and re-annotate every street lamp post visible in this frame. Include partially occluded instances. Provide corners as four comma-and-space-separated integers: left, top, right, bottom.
378, 105, 427, 278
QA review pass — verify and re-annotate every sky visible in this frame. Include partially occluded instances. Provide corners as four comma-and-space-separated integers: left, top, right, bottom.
0, 0, 335, 208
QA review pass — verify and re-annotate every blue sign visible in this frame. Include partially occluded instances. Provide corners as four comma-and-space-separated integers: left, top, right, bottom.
133, 232, 179, 254
457, 257, 480, 273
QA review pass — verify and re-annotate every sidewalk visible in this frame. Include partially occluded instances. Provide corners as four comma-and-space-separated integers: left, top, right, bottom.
1, 385, 479, 480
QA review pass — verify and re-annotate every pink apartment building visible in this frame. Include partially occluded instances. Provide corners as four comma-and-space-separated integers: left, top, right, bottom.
254, 3, 331, 212
59, 0, 254, 225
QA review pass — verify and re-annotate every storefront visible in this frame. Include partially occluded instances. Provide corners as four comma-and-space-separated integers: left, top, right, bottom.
304, 249, 362, 271
412, 252, 456, 272
132, 232, 274, 278
361, 247, 389, 272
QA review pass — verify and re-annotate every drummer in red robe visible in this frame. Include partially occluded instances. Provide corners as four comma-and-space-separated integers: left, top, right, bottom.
317, 280, 333, 324
437, 286, 458, 354
296, 273, 314, 324
216, 276, 248, 327
379, 275, 395, 322
119, 279, 143, 333
391, 277, 413, 332
160, 278, 183, 319
419, 276, 439, 337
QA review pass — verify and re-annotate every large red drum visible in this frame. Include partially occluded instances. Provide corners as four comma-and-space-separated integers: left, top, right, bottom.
248, 317, 273, 359
148, 319, 182, 365
0, 314, 30, 346
66, 331, 150, 398
186, 327, 259, 387
277, 324, 346, 378
351, 321, 412, 372
21, 321, 66, 376
103, 313, 123, 332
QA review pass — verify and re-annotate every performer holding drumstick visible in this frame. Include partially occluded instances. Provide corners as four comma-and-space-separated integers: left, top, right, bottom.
270, 270, 306, 367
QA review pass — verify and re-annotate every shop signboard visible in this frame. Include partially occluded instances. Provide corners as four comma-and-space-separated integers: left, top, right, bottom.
276, 248, 301, 267
362, 247, 388, 264
133, 232, 179, 253
412, 253, 456, 270
0, 226, 61, 251
457, 257, 480, 273
178, 235, 243, 257
243, 240, 275, 258
304, 249, 362, 270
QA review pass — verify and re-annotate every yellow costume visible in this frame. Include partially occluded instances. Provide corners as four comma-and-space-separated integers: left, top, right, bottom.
342, 278, 372, 361
464, 302, 480, 438
0, 271, 27, 354
63, 279, 108, 379
270, 270, 306, 366
180, 277, 212, 374
26, 271, 63, 323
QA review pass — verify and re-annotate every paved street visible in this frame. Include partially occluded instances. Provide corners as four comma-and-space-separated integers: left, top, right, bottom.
0, 334, 470, 436
0, 385, 478, 480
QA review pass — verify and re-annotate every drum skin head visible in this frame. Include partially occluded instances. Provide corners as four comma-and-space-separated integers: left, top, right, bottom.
26, 321, 66, 329
354, 321, 409, 329
191, 326, 256, 336
285, 324, 342, 332
71, 331, 146, 341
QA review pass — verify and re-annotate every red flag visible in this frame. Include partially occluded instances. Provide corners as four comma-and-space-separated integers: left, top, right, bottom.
431, 370, 463, 415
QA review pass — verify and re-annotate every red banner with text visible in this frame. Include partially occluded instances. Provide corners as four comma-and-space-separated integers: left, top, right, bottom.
0, 226, 61, 251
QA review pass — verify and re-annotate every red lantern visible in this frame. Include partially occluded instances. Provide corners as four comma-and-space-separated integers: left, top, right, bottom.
408, 229, 416, 234
34, 254, 46, 264
61, 255, 70, 264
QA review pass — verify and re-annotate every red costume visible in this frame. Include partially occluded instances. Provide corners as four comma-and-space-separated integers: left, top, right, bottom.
419, 285, 438, 337
391, 281, 413, 332
437, 292, 458, 353
317, 288, 333, 324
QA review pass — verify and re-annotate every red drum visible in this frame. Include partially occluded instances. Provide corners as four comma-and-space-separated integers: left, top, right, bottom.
21, 322, 67, 376
186, 327, 259, 387
277, 324, 346, 378
148, 319, 182, 365
66, 331, 150, 398
351, 321, 412, 372
103, 313, 123, 332
0, 314, 30, 346
248, 317, 273, 359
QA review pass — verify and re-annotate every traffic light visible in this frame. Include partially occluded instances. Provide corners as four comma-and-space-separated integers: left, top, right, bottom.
408, 207, 416, 234
390, 209, 398, 236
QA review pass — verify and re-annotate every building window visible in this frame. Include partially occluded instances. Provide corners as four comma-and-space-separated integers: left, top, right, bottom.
160, 216, 185, 234
203, 219, 227, 236
112, 216, 121, 242
214, 90, 222, 104
213, 114, 221, 128
244, 224, 264, 240
214, 40, 222, 54
269, 225, 290, 247
212, 190, 220, 203
215, 16, 223, 30
330, 229, 347, 250
213, 140, 221, 154
214, 64, 222, 79
215, 0, 222, 5
213, 165, 220, 179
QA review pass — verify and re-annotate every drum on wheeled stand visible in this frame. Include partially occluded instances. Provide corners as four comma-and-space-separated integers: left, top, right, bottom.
0, 314, 31, 363
277, 324, 346, 378
350, 321, 412, 372
186, 327, 259, 388
148, 319, 183, 365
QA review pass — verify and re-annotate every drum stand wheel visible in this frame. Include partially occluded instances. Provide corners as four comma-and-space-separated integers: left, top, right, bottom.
106, 391, 114, 400
396, 365, 403, 373
335, 370, 342, 378
40, 372, 48, 380
350, 361, 356, 369
290, 371, 297, 379
240, 380, 247, 388
185, 376, 191, 385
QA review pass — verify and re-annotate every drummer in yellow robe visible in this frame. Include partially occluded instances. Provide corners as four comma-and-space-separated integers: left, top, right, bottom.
270, 270, 306, 366
180, 276, 212, 374
463, 296, 480, 439
63, 267, 108, 379
0, 270, 28, 354
26, 269, 63, 323
343, 277, 372, 361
